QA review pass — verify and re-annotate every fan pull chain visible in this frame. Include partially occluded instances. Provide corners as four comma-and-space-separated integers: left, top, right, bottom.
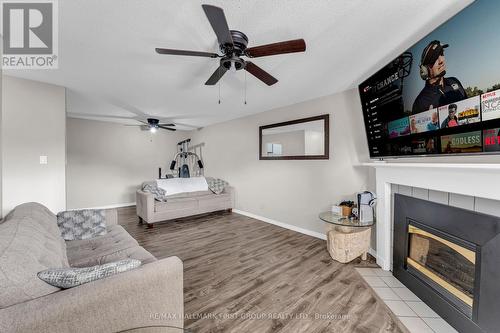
244, 70, 247, 105
218, 67, 222, 104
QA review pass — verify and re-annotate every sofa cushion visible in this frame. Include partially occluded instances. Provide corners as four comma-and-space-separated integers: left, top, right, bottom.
0, 215, 69, 308
70, 245, 157, 267
154, 197, 198, 213
99, 246, 156, 265
165, 190, 212, 200
66, 225, 139, 266
57, 209, 107, 240
197, 192, 232, 210
37, 259, 142, 289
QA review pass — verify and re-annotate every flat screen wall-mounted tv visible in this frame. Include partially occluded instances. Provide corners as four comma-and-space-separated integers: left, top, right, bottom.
359, 1, 500, 158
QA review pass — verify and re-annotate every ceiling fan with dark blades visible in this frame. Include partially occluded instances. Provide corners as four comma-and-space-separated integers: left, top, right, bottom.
68, 113, 178, 132
155, 4, 306, 86
129, 118, 176, 132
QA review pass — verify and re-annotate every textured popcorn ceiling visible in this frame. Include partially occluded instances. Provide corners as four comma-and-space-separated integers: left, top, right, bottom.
6, 0, 473, 127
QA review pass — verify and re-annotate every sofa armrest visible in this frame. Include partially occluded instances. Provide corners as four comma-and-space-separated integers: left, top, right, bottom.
224, 186, 235, 208
103, 208, 118, 226
136, 190, 155, 223
0, 256, 184, 333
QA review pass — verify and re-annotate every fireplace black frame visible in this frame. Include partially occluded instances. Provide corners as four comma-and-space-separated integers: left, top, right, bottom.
406, 219, 479, 318
393, 194, 500, 333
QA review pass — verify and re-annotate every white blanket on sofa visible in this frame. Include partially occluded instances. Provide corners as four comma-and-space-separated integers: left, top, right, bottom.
156, 177, 209, 196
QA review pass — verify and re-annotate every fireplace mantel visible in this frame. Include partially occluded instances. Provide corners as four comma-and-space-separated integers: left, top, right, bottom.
364, 162, 500, 271
362, 162, 500, 170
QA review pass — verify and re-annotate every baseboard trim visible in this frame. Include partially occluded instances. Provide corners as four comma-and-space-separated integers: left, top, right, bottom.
233, 209, 327, 240
234, 209, 378, 263
66, 202, 136, 211
368, 248, 378, 261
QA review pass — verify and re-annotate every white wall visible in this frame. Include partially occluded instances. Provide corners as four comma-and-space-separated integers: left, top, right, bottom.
189, 88, 370, 234
0, 38, 3, 217
66, 118, 185, 209
1, 76, 66, 216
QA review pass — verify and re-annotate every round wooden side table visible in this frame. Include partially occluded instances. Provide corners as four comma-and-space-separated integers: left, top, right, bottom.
319, 212, 375, 263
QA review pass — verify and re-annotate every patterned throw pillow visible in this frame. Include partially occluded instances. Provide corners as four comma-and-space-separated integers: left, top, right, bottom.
57, 209, 107, 241
38, 259, 142, 289
206, 177, 228, 195
142, 184, 167, 202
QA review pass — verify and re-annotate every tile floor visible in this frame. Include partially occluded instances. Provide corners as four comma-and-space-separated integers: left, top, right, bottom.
355, 267, 458, 333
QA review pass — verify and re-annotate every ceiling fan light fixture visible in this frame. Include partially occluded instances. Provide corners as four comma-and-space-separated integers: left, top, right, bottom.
155, 5, 305, 87
150, 126, 158, 133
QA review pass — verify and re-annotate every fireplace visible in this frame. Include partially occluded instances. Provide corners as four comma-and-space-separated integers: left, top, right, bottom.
393, 194, 500, 333
407, 222, 476, 317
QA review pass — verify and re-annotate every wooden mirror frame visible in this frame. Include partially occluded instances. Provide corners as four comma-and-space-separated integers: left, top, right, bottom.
259, 114, 329, 160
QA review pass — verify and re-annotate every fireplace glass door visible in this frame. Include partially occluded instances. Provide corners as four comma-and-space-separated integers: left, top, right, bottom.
407, 223, 476, 315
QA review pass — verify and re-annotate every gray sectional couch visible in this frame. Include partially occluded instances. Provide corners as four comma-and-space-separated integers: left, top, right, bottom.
136, 182, 234, 226
0, 202, 183, 333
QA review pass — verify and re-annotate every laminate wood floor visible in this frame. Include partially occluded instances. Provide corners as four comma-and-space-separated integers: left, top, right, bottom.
119, 207, 405, 333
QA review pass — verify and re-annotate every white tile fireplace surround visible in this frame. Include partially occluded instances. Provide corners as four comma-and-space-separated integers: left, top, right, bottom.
364, 162, 500, 271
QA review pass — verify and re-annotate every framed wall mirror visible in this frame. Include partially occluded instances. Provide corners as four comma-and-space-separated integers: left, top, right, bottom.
259, 114, 329, 160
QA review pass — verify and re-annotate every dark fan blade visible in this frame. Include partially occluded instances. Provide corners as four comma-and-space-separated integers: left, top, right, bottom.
155, 48, 218, 58
245, 39, 306, 58
159, 123, 175, 127
202, 4, 233, 46
158, 125, 177, 131
244, 62, 278, 86
205, 65, 228, 85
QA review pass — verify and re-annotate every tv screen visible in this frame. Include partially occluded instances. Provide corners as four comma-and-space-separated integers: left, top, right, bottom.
359, 1, 500, 158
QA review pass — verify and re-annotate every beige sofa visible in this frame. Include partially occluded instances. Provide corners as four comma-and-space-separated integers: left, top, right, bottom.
0, 202, 183, 333
136, 182, 234, 226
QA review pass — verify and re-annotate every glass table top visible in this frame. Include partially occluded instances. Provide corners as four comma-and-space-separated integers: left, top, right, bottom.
319, 211, 375, 227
